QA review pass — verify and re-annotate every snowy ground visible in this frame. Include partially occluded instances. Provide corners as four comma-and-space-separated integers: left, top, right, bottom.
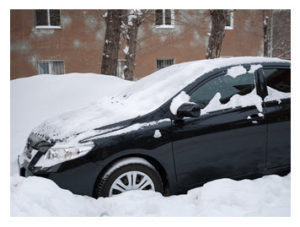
10, 73, 290, 216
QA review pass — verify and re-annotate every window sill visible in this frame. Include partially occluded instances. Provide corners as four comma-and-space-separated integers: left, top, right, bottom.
35, 25, 62, 29
225, 26, 234, 30
154, 25, 175, 29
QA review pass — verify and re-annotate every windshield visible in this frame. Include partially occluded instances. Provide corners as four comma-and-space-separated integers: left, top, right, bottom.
112, 60, 208, 115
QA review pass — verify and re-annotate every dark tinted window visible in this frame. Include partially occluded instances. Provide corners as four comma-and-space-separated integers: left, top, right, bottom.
155, 10, 163, 25
37, 61, 64, 75
264, 68, 290, 93
35, 10, 60, 26
157, 58, 174, 70
225, 12, 233, 27
37, 62, 49, 74
50, 10, 61, 26
35, 10, 48, 26
165, 10, 172, 25
190, 71, 255, 110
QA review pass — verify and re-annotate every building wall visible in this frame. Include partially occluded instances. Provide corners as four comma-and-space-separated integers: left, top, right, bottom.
11, 9, 265, 80
11, 10, 106, 80
134, 10, 264, 79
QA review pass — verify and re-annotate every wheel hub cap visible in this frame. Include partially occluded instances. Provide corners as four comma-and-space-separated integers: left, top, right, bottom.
109, 171, 155, 196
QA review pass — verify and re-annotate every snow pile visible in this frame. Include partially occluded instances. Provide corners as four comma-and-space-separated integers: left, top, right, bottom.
169, 91, 191, 115
11, 174, 290, 216
249, 64, 262, 73
227, 65, 247, 78
10, 73, 132, 175
153, 129, 162, 138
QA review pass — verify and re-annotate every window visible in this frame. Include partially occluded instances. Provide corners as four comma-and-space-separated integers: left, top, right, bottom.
263, 68, 290, 93
35, 10, 61, 28
157, 58, 174, 70
155, 9, 174, 27
190, 71, 255, 110
37, 61, 64, 75
225, 11, 234, 30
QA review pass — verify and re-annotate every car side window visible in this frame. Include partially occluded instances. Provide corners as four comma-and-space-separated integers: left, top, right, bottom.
264, 68, 290, 93
190, 69, 256, 112
263, 68, 290, 103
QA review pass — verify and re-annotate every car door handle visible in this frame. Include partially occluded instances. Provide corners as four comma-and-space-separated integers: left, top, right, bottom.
249, 113, 264, 119
247, 113, 264, 124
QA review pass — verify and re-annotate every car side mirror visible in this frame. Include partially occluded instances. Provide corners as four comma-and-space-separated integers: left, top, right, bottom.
176, 102, 200, 119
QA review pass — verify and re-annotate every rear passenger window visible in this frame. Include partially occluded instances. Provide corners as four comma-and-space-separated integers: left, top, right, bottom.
190, 69, 256, 112
263, 68, 290, 103
264, 69, 290, 93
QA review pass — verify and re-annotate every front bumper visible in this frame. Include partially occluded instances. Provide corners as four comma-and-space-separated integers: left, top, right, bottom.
18, 150, 104, 197
18, 149, 45, 177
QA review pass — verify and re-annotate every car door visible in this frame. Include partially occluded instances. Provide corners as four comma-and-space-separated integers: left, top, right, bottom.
171, 65, 267, 191
261, 67, 291, 170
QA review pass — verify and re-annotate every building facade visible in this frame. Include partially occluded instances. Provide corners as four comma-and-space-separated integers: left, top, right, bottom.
11, 9, 267, 80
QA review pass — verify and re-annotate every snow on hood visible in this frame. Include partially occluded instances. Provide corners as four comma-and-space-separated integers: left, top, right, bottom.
32, 57, 289, 145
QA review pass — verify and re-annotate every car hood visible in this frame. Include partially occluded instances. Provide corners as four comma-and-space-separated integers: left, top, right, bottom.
31, 97, 143, 146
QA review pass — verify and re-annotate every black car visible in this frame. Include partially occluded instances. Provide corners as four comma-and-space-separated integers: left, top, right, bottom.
18, 57, 290, 198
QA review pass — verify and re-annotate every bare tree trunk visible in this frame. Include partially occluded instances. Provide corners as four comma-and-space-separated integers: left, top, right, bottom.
120, 10, 151, 81
123, 11, 141, 81
206, 10, 228, 59
271, 10, 290, 59
101, 10, 123, 76
262, 10, 270, 57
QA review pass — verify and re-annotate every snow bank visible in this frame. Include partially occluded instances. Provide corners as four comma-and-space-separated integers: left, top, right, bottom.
11, 174, 290, 216
10, 73, 132, 175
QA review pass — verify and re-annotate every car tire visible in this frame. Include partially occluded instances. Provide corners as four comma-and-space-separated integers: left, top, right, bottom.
94, 157, 164, 198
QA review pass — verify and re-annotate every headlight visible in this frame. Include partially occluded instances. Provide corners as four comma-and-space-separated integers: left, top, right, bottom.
35, 142, 94, 168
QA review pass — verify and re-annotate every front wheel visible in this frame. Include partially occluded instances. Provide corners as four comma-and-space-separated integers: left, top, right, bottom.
94, 158, 164, 198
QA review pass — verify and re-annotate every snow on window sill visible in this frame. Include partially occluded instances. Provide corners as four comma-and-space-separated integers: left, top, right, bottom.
225, 26, 234, 30
154, 25, 175, 29
35, 25, 62, 30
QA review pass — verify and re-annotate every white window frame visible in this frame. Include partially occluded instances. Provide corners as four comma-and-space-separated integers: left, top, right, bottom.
37, 60, 65, 75
154, 9, 175, 28
156, 58, 175, 70
225, 11, 234, 30
35, 9, 61, 29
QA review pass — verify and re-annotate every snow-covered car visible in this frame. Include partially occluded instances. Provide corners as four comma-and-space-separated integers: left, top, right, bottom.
18, 57, 291, 198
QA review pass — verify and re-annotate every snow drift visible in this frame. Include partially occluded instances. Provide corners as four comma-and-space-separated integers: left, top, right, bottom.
10, 73, 132, 175
11, 174, 290, 216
